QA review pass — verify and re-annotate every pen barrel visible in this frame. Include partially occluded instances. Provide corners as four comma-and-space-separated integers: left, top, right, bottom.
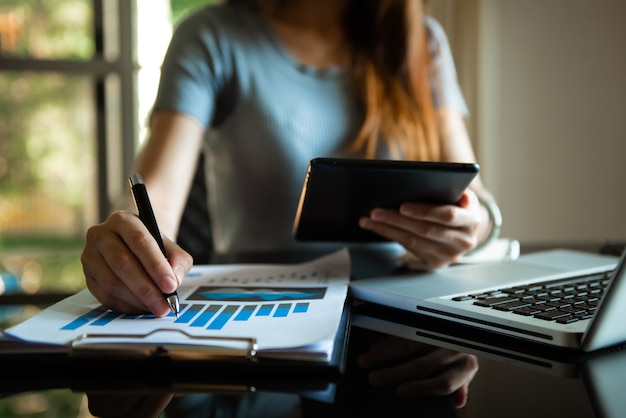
130, 182, 168, 257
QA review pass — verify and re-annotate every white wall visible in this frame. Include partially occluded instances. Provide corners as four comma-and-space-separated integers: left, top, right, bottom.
476, 0, 626, 245
425, 5, 626, 416
446, 1, 626, 414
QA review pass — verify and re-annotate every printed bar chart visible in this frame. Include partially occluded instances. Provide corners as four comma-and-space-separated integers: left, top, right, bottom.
59, 290, 315, 332
6, 248, 351, 363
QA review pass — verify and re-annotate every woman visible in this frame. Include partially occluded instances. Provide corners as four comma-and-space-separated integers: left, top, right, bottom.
81, 0, 489, 411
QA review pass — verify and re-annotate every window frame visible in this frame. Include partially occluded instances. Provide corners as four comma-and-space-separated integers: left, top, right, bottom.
0, 0, 138, 222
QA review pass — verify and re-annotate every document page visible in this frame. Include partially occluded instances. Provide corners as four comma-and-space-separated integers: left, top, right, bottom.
6, 249, 350, 362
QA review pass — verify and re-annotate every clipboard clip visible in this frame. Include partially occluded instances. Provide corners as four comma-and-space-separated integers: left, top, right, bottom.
69, 328, 258, 361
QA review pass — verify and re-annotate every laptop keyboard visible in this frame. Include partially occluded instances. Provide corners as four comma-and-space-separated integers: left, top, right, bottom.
452, 272, 611, 324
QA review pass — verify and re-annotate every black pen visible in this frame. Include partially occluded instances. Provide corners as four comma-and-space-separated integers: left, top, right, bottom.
128, 173, 180, 317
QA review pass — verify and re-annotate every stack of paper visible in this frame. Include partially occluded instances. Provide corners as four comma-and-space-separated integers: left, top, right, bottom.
5, 249, 350, 363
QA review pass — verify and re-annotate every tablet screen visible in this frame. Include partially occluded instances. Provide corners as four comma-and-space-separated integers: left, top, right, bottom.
292, 158, 479, 242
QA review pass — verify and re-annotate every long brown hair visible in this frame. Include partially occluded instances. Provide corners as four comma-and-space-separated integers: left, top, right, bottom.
235, 0, 440, 161
344, 0, 438, 161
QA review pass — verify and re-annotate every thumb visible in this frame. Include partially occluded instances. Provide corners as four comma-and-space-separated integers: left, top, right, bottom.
456, 190, 475, 208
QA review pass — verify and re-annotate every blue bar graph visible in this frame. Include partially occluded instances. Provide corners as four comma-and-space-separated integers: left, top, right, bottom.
256, 304, 274, 316
207, 305, 239, 330
190, 304, 221, 327
59, 286, 323, 332
234, 305, 256, 321
273, 303, 291, 318
293, 302, 309, 313
175, 304, 204, 324
61, 308, 107, 330
92, 311, 122, 326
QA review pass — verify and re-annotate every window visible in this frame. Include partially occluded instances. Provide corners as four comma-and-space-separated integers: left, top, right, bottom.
0, 2, 203, 413
0, 0, 118, 303
0, 0, 155, 311
0, 0, 212, 312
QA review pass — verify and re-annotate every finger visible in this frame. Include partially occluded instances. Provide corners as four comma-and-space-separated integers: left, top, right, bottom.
360, 201, 480, 260
82, 224, 153, 313
395, 355, 478, 400
456, 190, 473, 208
368, 348, 474, 386
398, 197, 482, 240
398, 203, 472, 229
87, 279, 148, 314
83, 254, 150, 314
364, 205, 475, 242
411, 238, 467, 267
451, 383, 471, 408
121, 214, 179, 294
86, 212, 173, 316
359, 217, 467, 267
358, 338, 432, 368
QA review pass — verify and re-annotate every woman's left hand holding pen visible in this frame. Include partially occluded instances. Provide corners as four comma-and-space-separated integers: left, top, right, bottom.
81, 210, 193, 317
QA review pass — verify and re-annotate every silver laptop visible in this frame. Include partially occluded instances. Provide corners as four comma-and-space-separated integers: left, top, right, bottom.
350, 248, 626, 351
351, 301, 590, 377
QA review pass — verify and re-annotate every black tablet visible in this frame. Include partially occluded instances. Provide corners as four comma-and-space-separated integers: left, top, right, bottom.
292, 158, 480, 242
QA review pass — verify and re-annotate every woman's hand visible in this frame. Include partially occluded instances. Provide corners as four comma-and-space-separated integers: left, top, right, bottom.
359, 190, 488, 267
81, 210, 193, 317
357, 337, 479, 408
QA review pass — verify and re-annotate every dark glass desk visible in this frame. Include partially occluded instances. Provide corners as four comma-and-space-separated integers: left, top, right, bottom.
3, 303, 625, 418
2, 243, 625, 418
0, 325, 462, 418
0, 248, 461, 418
352, 302, 626, 418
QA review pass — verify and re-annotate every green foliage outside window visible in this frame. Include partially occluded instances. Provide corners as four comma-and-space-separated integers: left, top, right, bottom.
0, 0, 94, 234
170, 0, 220, 25
0, 0, 93, 59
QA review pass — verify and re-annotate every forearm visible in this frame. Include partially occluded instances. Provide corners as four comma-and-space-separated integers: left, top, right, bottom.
115, 110, 205, 240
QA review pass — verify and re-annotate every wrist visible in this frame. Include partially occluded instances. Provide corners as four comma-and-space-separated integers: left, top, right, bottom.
468, 194, 502, 254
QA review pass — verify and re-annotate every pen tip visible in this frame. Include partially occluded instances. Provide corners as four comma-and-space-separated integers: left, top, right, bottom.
166, 293, 180, 318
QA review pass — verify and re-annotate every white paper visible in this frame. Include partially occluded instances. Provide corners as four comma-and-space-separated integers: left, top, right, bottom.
5, 248, 350, 362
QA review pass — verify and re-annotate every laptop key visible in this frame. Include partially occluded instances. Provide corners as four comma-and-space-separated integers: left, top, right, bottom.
451, 295, 474, 302
556, 316, 580, 324
493, 301, 533, 311
534, 311, 572, 321
474, 296, 520, 307
512, 307, 543, 316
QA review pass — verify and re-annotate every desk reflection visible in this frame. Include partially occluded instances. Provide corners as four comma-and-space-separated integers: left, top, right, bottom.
3, 325, 626, 417
1, 327, 465, 418
353, 303, 626, 418
5, 245, 626, 417
84, 389, 459, 418
77, 327, 464, 418
69, 343, 626, 418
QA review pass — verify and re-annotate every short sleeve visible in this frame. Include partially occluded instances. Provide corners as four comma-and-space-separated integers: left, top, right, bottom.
425, 16, 469, 116
153, 9, 226, 128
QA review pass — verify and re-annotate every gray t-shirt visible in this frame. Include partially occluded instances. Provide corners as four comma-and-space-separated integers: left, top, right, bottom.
154, 3, 468, 262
